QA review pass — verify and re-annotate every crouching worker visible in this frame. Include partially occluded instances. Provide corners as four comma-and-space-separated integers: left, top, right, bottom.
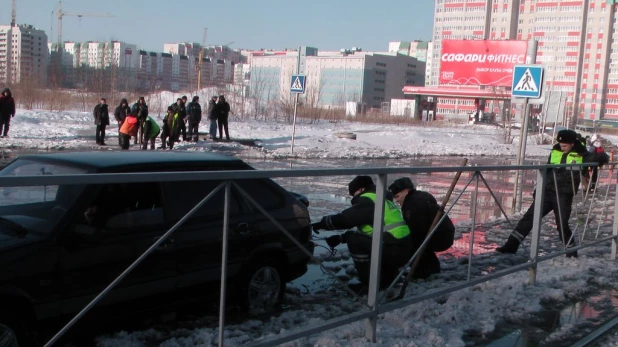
118, 111, 139, 150
497, 129, 609, 257
311, 176, 412, 290
389, 177, 455, 279
141, 115, 160, 150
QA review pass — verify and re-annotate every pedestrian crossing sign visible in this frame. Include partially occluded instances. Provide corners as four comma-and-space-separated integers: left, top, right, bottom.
511, 65, 543, 98
290, 74, 306, 94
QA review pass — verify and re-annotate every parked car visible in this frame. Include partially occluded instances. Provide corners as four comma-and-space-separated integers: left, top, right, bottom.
0, 151, 314, 346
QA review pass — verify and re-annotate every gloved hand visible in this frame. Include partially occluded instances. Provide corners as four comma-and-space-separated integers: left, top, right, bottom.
326, 235, 342, 248
311, 220, 326, 231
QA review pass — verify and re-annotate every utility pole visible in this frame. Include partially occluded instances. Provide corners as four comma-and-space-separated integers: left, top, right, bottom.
11, 0, 17, 27
197, 28, 208, 91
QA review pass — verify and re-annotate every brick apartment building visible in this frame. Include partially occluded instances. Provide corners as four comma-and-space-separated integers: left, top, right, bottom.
429, 0, 618, 121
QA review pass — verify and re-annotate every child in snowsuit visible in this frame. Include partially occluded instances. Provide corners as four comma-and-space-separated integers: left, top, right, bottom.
141, 115, 160, 150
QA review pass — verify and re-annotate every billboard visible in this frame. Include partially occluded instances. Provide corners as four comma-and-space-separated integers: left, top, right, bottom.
439, 40, 528, 87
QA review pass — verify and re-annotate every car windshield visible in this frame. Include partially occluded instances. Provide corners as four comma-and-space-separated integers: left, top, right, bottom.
0, 159, 87, 236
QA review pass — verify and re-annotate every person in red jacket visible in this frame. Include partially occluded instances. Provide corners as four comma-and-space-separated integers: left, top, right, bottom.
0, 88, 16, 137
119, 112, 139, 150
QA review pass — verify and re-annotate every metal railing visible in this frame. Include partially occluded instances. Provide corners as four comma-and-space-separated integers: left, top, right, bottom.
0, 161, 616, 346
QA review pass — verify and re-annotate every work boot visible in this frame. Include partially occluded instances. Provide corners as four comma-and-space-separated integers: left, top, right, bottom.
566, 244, 578, 258
496, 235, 520, 254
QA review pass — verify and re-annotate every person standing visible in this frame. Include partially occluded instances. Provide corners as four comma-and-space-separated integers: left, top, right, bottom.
186, 96, 202, 142
217, 95, 231, 141
171, 97, 187, 142
131, 97, 148, 144
588, 134, 605, 192
179, 96, 188, 141
207, 95, 218, 140
311, 176, 412, 289
114, 98, 130, 129
496, 130, 609, 257
141, 115, 160, 150
92, 98, 110, 145
159, 106, 180, 149
0, 88, 16, 138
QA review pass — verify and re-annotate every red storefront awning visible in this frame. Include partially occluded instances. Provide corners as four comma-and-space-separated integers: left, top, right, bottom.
402, 86, 512, 100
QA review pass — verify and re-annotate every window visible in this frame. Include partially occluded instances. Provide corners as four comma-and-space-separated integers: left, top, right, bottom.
164, 180, 240, 221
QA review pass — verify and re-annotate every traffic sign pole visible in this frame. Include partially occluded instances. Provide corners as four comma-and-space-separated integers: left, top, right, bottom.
291, 46, 301, 155
513, 39, 538, 212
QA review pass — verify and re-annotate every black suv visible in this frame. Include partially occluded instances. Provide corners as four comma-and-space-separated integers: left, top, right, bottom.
0, 151, 314, 346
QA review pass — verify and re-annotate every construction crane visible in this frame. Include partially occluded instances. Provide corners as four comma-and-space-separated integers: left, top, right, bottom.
11, 0, 16, 27
197, 27, 208, 91
56, 1, 115, 45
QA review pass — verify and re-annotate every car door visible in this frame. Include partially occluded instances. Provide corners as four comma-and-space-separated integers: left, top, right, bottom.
162, 179, 256, 289
56, 182, 177, 314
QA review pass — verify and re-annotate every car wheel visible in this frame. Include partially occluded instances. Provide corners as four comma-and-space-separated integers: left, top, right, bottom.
241, 259, 285, 312
0, 321, 19, 347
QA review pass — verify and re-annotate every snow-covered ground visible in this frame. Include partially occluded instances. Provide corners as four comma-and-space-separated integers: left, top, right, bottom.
3, 109, 618, 346
1, 109, 555, 159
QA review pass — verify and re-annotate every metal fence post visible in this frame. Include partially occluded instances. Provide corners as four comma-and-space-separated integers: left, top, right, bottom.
610, 170, 618, 260
529, 168, 546, 285
218, 181, 232, 347
365, 173, 387, 342
467, 172, 479, 281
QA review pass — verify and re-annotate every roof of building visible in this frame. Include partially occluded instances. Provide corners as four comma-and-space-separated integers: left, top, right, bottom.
403, 86, 512, 100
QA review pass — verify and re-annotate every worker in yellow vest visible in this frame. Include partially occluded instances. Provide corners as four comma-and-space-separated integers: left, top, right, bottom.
497, 129, 608, 257
312, 176, 412, 290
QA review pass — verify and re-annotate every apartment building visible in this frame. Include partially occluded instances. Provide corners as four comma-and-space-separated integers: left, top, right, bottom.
164, 42, 243, 63
250, 47, 425, 109
388, 40, 430, 62
0, 24, 48, 85
430, 0, 618, 120
50, 41, 140, 69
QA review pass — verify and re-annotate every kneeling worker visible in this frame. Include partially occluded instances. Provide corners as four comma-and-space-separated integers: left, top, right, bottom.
311, 176, 412, 289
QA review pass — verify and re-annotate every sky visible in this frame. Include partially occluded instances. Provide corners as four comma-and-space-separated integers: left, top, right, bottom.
3, 98, 618, 346
2, 0, 435, 52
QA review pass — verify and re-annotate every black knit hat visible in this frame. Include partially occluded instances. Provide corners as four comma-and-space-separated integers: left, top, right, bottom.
388, 177, 415, 196
557, 129, 577, 144
348, 176, 374, 196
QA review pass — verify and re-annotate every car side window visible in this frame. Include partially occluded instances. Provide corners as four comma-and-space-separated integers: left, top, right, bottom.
163, 180, 240, 221
234, 179, 284, 210
81, 182, 163, 230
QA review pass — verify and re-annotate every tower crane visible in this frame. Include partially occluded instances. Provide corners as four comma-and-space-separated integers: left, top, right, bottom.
197, 28, 208, 91
11, 0, 16, 27
56, 1, 115, 45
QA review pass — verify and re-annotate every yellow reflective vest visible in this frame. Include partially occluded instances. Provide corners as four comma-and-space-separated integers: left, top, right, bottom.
357, 192, 410, 239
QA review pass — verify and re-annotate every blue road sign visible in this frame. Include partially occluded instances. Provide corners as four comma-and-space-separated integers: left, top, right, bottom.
512, 65, 543, 98
290, 74, 306, 93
